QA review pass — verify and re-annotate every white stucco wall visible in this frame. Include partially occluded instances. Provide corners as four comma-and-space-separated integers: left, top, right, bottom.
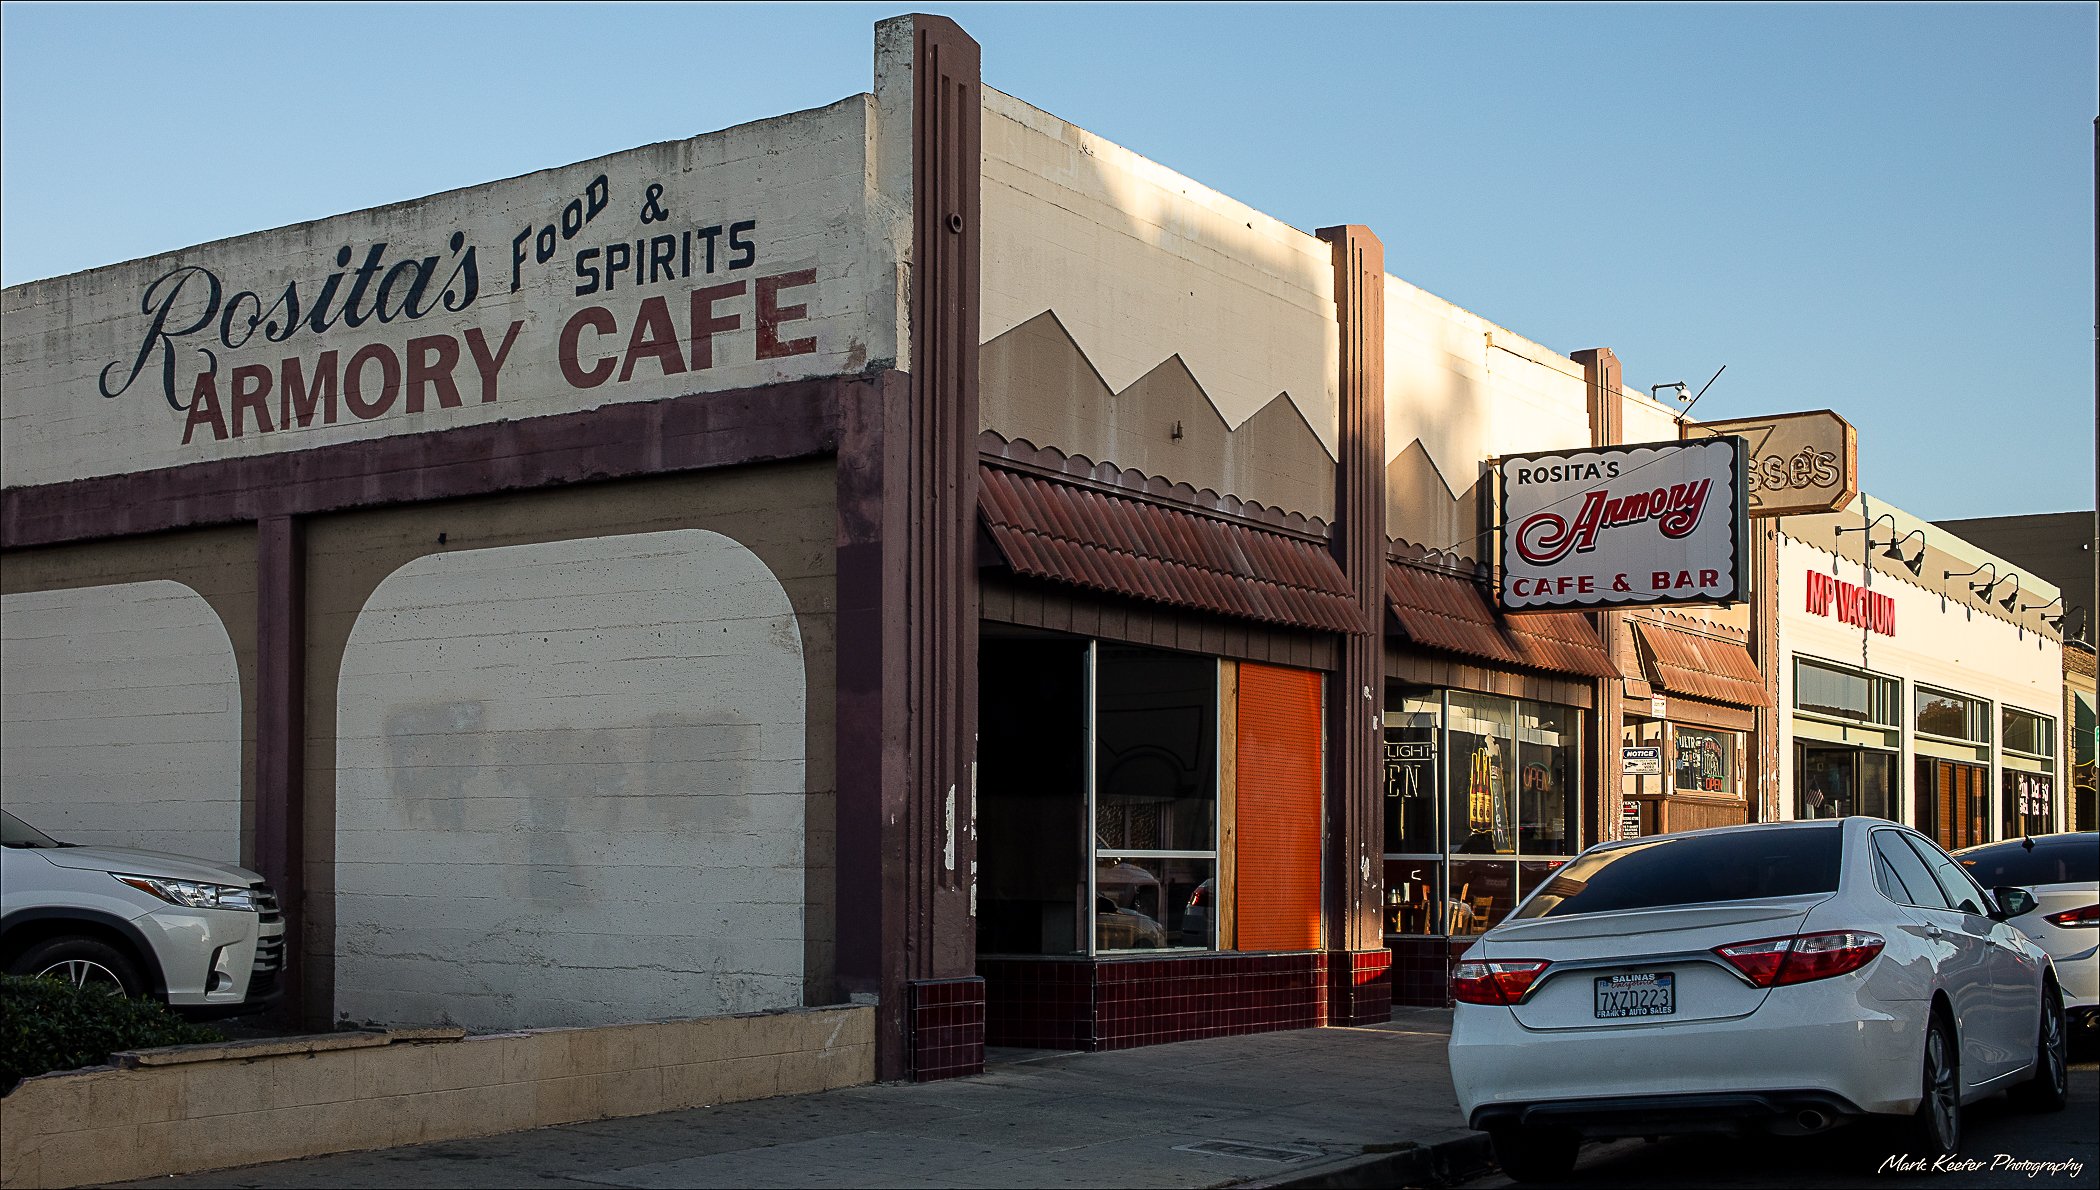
333, 529, 807, 1030
0, 581, 241, 859
980, 87, 1340, 454
2, 97, 887, 490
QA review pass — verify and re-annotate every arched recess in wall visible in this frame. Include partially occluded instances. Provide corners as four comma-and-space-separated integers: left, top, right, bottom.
0, 581, 242, 859
333, 528, 807, 1031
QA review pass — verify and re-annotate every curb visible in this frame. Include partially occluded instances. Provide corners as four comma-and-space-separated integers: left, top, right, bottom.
1256, 1132, 1497, 1190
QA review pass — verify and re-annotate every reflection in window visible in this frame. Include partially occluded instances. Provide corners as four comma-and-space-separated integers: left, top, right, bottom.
1915, 757, 1988, 851
1795, 658, 1898, 726
1093, 645, 1218, 952
2002, 708, 2055, 759
1916, 687, 1990, 743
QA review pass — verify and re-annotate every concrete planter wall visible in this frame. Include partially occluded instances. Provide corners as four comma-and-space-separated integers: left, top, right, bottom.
0, 1004, 874, 1189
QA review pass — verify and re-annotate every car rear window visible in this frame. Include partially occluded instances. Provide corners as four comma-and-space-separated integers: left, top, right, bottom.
1957, 836, 2099, 887
1512, 827, 1843, 920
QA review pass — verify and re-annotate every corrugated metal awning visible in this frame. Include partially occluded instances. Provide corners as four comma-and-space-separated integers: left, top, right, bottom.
1384, 560, 1618, 679
1633, 619, 1771, 707
977, 465, 1364, 634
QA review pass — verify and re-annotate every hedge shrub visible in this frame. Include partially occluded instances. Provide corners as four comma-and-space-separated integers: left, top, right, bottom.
0, 974, 223, 1093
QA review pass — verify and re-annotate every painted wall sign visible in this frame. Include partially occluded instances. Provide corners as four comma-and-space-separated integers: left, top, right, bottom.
1804, 569, 1896, 637
1, 99, 887, 490
1621, 746, 1664, 776
1682, 410, 1857, 518
1496, 436, 1748, 611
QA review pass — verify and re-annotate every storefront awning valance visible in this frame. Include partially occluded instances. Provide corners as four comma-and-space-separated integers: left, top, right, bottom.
1384, 560, 1618, 679
1633, 619, 1771, 708
977, 465, 1365, 634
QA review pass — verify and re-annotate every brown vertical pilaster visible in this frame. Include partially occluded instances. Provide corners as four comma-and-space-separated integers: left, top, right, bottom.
1749, 520, 1782, 820
1571, 348, 1626, 844
866, 12, 983, 1081
255, 514, 305, 1022
1317, 225, 1389, 1024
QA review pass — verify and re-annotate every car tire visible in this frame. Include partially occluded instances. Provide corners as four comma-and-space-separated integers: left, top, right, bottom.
6, 935, 145, 998
1489, 1124, 1580, 1183
1893, 1010, 1961, 1157
2008, 982, 2069, 1113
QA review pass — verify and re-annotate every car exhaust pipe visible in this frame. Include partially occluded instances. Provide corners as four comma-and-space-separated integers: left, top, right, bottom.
1796, 1109, 1829, 1132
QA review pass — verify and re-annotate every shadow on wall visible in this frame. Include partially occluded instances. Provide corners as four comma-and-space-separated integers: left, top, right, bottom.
334, 528, 806, 1032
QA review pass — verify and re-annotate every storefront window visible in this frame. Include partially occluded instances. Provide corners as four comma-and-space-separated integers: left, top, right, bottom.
1795, 658, 1899, 726
1382, 858, 1444, 935
1385, 689, 1584, 936
1917, 687, 1990, 744
977, 635, 1091, 956
1383, 693, 1441, 855
1915, 757, 1988, 851
1797, 745, 1899, 821
2002, 771, 2054, 839
1445, 859, 1515, 938
1517, 703, 1578, 855
1673, 727, 1735, 796
1449, 692, 1516, 855
1094, 645, 1218, 951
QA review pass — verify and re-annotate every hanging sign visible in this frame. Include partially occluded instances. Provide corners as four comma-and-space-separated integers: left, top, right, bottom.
1497, 436, 1748, 611
1681, 410, 1856, 517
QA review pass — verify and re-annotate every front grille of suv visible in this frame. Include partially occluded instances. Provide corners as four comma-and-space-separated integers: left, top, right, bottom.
249, 883, 285, 995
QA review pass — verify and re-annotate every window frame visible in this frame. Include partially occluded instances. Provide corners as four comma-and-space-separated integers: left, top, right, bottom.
1914, 684, 1991, 746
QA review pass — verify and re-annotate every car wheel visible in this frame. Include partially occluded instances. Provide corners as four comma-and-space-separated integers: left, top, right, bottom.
1489, 1124, 1579, 1183
1894, 1011, 1961, 1157
6, 936, 144, 998
2009, 982, 2069, 1112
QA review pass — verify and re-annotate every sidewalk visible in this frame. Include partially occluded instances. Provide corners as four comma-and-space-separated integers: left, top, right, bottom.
113, 1009, 1490, 1190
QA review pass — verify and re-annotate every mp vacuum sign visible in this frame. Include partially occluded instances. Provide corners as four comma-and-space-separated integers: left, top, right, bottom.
1497, 437, 1748, 612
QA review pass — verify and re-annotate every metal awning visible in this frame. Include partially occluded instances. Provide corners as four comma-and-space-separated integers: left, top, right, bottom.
1384, 559, 1618, 679
977, 465, 1364, 634
1633, 619, 1770, 707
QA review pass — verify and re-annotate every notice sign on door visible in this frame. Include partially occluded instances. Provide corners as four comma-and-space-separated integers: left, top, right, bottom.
1622, 747, 1663, 776
1621, 801, 1643, 839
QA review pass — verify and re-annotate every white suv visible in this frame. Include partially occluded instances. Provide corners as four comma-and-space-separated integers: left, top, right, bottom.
1, 810, 285, 1017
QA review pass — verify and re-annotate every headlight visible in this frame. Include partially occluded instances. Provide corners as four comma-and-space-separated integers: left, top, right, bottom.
114, 874, 257, 911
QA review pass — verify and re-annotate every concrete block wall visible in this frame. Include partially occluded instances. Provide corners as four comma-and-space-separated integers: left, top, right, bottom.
333, 528, 809, 1030
0, 580, 241, 859
0, 1006, 874, 1190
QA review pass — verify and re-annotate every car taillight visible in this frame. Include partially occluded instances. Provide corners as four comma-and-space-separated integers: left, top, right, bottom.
1714, 931, 1885, 988
2044, 904, 2100, 928
1450, 959, 1549, 1005
1188, 885, 1208, 909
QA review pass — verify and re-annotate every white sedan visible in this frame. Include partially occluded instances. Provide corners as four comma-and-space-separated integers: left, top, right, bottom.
1956, 832, 2099, 1041
1448, 818, 2068, 1183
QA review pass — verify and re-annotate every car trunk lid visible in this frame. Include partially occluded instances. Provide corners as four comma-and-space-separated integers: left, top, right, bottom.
1484, 893, 1831, 1030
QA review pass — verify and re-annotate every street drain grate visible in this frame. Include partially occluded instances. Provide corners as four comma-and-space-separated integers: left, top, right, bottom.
1174, 1140, 1326, 1164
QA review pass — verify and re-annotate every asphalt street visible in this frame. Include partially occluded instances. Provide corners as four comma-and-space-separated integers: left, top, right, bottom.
1455, 1063, 2099, 1189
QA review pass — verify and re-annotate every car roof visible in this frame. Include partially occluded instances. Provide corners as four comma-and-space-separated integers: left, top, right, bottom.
1955, 831, 2098, 855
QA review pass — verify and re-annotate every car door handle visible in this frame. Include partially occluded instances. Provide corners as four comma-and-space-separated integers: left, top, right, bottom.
1924, 924, 1944, 939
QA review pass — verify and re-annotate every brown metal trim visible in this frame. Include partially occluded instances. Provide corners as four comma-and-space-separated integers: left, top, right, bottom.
979, 431, 1331, 542
254, 515, 306, 1022
834, 369, 912, 1077
1570, 348, 1626, 845
1316, 224, 1384, 955
983, 573, 1341, 671
3, 379, 845, 550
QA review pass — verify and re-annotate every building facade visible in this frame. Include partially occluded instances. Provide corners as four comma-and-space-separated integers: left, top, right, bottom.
3, 15, 2072, 1082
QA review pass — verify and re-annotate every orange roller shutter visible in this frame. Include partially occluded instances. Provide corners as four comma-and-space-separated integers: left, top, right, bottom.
1235, 662, 1323, 952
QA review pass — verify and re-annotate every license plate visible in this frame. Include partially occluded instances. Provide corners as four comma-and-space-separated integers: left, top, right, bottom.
1594, 972, 1675, 1019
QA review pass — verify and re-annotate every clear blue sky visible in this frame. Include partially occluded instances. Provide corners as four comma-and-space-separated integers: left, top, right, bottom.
3, 2, 2091, 519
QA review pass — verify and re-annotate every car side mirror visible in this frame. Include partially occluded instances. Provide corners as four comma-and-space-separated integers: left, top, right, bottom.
1990, 886, 2037, 920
